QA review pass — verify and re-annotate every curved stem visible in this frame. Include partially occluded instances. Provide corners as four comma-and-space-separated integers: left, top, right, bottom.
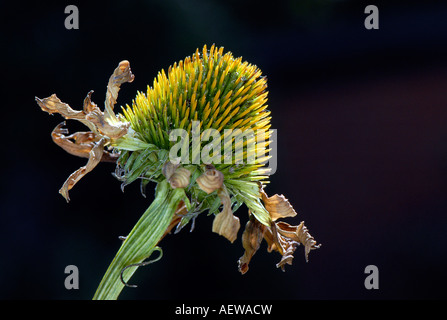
93, 180, 185, 300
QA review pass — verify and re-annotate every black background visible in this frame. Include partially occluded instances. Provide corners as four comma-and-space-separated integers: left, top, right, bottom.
1, 0, 447, 300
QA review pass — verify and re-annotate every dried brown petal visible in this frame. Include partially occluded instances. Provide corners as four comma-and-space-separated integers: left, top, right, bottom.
168, 168, 191, 189
36, 91, 129, 141
196, 165, 224, 194
276, 242, 299, 270
239, 220, 301, 272
51, 122, 118, 163
104, 60, 135, 123
276, 221, 321, 262
51, 122, 96, 159
86, 108, 129, 139
36, 94, 84, 119
271, 222, 300, 270
264, 220, 320, 271
82, 90, 129, 139
262, 225, 276, 253
162, 162, 191, 189
83, 90, 98, 114
238, 216, 266, 274
261, 188, 297, 221
212, 187, 240, 243
257, 188, 321, 269
59, 137, 107, 202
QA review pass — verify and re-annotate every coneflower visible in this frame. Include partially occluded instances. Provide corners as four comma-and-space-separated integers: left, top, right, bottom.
36, 45, 320, 300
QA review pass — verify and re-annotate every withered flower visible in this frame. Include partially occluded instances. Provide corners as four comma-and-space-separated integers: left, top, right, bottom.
36, 45, 320, 300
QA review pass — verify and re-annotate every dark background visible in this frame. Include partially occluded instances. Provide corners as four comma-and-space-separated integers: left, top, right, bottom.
1, 0, 447, 300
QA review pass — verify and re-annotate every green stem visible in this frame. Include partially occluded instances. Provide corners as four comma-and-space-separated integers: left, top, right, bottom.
93, 180, 185, 300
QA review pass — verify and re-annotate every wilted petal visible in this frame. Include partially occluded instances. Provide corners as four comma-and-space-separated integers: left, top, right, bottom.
271, 222, 300, 271
83, 90, 99, 114
276, 221, 321, 262
238, 216, 266, 274
51, 122, 119, 163
242, 221, 299, 271
36, 94, 85, 120
162, 161, 191, 189
86, 108, 129, 139
266, 221, 320, 270
258, 188, 321, 269
59, 137, 107, 202
196, 164, 224, 194
104, 60, 135, 123
36, 93, 95, 133
51, 122, 96, 159
212, 187, 240, 243
80, 90, 130, 139
262, 225, 277, 253
275, 243, 299, 270
37, 74, 131, 143
169, 168, 191, 189
261, 188, 297, 221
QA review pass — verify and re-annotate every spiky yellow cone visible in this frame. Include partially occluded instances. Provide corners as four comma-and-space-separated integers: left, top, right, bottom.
36, 45, 320, 300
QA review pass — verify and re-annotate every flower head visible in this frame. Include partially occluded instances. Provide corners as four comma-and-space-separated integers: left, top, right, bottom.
36, 45, 320, 299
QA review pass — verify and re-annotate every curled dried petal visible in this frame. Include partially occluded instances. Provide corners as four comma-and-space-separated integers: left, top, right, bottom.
83, 90, 98, 114
82, 90, 129, 139
51, 122, 96, 159
237, 215, 305, 272
252, 188, 321, 271
270, 222, 299, 271
51, 122, 118, 163
196, 164, 224, 194
276, 221, 321, 262
86, 108, 129, 139
238, 216, 266, 274
169, 168, 191, 189
36, 94, 85, 120
261, 188, 297, 221
275, 243, 299, 270
104, 60, 135, 123
266, 221, 320, 270
162, 162, 191, 189
212, 187, 240, 243
36, 90, 129, 141
59, 137, 107, 202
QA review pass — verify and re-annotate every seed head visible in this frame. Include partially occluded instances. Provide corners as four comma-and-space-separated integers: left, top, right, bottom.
121, 44, 271, 179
